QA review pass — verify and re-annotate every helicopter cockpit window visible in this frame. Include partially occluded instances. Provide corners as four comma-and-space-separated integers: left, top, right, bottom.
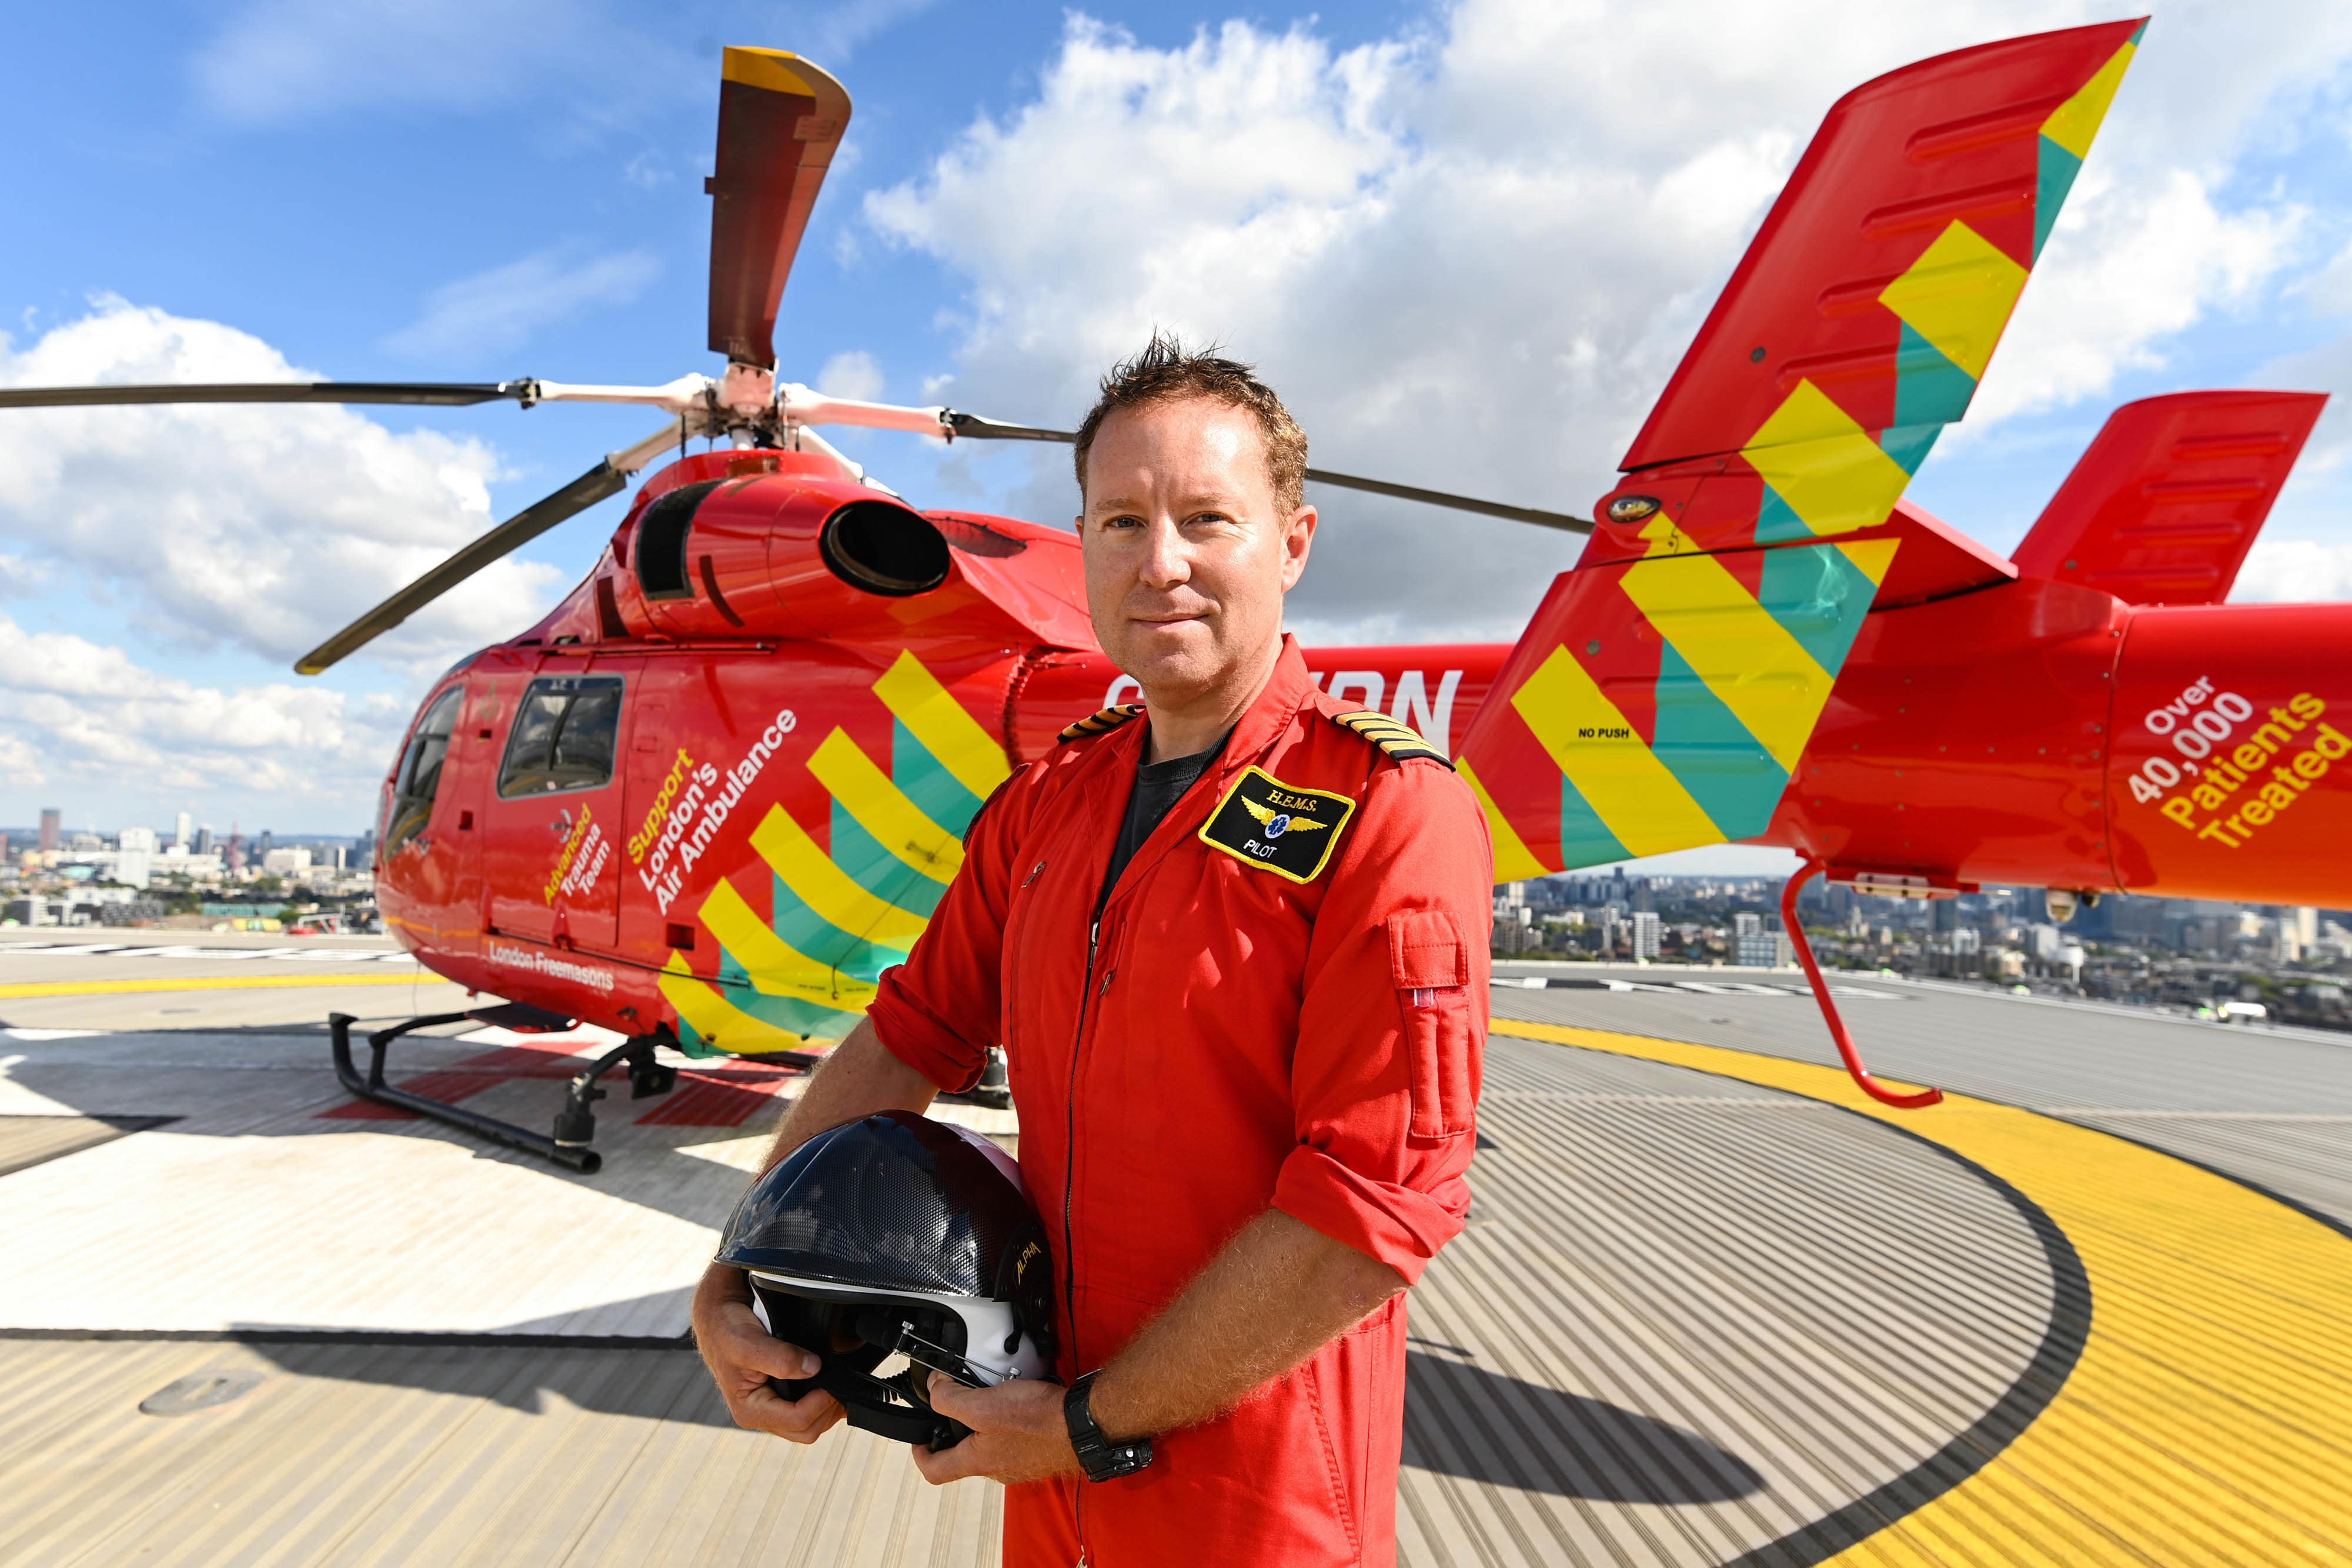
497, 676, 625, 798
383, 687, 464, 855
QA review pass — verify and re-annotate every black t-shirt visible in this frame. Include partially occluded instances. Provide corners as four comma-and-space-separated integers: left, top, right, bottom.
1097, 728, 1232, 920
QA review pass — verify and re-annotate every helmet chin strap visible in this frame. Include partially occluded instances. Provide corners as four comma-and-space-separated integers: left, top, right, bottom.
771, 1358, 971, 1449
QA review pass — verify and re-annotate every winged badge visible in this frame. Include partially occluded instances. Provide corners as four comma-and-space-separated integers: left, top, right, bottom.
1242, 798, 1329, 838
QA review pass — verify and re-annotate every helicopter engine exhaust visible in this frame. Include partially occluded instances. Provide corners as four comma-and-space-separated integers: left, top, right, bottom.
820, 499, 950, 597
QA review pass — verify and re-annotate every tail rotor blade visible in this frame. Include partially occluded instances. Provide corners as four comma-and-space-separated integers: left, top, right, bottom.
0, 382, 529, 409
293, 460, 627, 676
707, 48, 851, 368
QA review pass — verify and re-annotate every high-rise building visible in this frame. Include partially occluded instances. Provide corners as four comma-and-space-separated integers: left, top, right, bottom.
38, 809, 60, 853
115, 827, 155, 889
193, 825, 215, 855
174, 810, 193, 848
1631, 911, 1662, 962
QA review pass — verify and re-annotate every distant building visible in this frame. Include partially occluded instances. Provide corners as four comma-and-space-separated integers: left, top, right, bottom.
115, 827, 156, 889
38, 810, 59, 854
1631, 911, 1662, 962
174, 810, 193, 848
1734, 911, 1763, 938
262, 847, 312, 875
193, 826, 215, 855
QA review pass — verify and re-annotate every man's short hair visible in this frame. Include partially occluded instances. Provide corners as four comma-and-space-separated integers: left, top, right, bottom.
1073, 333, 1309, 514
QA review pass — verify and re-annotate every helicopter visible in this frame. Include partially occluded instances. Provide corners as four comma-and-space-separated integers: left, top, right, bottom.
6, 17, 2344, 1164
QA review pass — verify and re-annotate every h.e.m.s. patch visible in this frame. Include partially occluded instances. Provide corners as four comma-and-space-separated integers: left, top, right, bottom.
1198, 766, 1357, 884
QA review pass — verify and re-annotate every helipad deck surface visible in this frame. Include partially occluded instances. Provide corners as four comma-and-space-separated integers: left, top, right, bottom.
0, 935, 2345, 1565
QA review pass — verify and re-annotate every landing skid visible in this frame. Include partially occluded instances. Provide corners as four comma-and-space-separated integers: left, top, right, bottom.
328, 1007, 683, 1174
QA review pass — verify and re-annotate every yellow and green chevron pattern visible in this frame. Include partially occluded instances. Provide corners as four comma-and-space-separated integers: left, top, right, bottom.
1460, 21, 2141, 881
657, 650, 1009, 1055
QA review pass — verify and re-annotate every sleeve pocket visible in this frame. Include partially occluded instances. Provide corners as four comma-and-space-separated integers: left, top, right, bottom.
1387, 911, 1475, 1142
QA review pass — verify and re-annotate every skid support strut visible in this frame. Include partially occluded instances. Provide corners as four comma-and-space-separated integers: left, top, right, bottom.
328, 1011, 675, 1174
1779, 860, 1943, 1110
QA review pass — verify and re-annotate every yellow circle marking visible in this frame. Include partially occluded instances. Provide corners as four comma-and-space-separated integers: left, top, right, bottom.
0, 974, 449, 1000
1493, 1019, 2352, 1564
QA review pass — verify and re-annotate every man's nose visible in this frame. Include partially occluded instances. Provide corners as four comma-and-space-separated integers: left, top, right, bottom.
1135, 517, 1191, 589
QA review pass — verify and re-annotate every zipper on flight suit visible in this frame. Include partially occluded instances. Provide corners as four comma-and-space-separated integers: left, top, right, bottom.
1066, 898, 1119, 1560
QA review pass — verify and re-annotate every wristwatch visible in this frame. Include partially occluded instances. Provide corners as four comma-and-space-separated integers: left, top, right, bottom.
1063, 1371, 1154, 1482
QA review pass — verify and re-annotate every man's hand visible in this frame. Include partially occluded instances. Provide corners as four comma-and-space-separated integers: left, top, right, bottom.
691, 1263, 844, 1443
911, 1373, 1082, 1486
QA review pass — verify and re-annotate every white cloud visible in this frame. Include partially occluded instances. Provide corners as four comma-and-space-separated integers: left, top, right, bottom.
865, 3, 2352, 640
622, 151, 673, 190
0, 299, 567, 673
385, 247, 661, 361
787, 0, 943, 65
1963, 168, 2301, 433
816, 349, 885, 403
2234, 538, 2352, 603
189, 0, 687, 128
0, 613, 410, 805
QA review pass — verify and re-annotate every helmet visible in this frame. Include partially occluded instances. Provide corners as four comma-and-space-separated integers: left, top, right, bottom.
714, 1109, 1058, 1447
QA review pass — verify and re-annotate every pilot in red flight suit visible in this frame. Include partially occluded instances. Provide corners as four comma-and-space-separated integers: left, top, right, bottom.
692, 337, 1492, 1567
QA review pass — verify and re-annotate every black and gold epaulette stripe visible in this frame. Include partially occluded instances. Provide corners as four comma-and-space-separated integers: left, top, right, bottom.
1329, 710, 1454, 768
1057, 703, 1147, 744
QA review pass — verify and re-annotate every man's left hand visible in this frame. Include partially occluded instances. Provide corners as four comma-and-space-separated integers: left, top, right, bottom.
911, 1373, 1083, 1486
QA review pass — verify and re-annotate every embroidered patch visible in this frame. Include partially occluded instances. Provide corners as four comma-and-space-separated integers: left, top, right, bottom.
1198, 765, 1357, 884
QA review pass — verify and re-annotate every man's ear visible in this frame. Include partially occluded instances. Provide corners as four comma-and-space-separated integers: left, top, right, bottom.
1278, 504, 1317, 591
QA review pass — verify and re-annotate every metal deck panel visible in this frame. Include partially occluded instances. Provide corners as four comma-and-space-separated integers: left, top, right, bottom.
1496, 967, 2352, 1225
1, 937, 2344, 1563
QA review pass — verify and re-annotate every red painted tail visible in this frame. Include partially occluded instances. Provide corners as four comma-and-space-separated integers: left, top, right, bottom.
2012, 390, 2326, 606
1459, 19, 2147, 881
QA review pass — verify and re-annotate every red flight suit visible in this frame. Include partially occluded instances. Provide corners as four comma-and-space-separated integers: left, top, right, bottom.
867, 636, 1492, 1567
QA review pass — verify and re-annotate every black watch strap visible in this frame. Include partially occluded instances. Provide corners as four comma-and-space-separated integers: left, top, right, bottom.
1064, 1371, 1154, 1482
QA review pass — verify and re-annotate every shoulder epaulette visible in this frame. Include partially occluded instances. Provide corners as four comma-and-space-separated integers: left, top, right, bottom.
1329, 710, 1454, 769
1057, 703, 1146, 744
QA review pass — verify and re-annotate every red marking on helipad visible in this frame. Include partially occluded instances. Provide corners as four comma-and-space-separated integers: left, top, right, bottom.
318, 1043, 589, 1120
635, 1065, 803, 1128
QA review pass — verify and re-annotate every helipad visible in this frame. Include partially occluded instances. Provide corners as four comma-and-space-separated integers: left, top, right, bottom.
0, 933, 2344, 1565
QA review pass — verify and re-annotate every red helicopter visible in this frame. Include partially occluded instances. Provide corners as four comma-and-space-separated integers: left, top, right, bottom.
8, 19, 2344, 1162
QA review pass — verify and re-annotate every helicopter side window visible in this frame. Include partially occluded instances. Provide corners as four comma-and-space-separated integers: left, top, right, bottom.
382, 687, 465, 855
635, 479, 722, 601
497, 676, 626, 798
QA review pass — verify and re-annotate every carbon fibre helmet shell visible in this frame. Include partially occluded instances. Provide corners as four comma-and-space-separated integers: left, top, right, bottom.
717, 1109, 1057, 1415
716, 1109, 1043, 1299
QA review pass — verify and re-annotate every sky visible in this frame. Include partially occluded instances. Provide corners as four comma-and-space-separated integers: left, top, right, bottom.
5, 0, 2352, 872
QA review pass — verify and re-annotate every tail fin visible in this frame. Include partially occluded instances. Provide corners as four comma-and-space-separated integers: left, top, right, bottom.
1459, 19, 2146, 880
2010, 390, 2326, 606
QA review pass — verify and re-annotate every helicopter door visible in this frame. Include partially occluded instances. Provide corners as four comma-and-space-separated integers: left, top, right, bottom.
478, 665, 636, 952
376, 683, 483, 957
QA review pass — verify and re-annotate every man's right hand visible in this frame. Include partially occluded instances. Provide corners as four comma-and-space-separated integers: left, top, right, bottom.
692, 1263, 845, 1443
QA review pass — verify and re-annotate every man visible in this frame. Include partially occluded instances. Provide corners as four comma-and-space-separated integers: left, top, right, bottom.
694, 336, 1492, 1565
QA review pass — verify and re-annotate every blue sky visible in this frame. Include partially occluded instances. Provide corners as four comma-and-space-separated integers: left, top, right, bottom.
5, 0, 2352, 860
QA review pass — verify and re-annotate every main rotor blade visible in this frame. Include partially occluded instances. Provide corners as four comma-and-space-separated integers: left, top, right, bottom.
707, 48, 851, 368
1301, 469, 1591, 534
0, 382, 527, 409
939, 410, 1592, 533
292, 460, 626, 676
